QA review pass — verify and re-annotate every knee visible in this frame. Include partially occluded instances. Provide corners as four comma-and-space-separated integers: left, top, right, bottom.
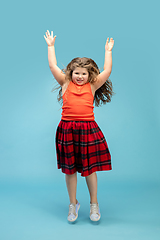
65, 172, 77, 179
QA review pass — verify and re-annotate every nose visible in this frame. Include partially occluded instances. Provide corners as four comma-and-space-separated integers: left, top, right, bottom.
79, 74, 83, 79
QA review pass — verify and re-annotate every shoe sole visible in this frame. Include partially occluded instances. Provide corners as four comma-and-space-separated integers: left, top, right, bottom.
90, 214, 101, 221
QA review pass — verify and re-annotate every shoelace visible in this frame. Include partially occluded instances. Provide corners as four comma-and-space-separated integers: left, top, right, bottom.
90, 203, 99, 214
69, 204, 76, 215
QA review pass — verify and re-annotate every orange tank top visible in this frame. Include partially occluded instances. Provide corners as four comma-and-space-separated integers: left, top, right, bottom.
61, 81, 95, 121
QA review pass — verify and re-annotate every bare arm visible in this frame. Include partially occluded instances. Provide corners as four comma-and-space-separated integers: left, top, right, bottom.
92, 38, 114, 91
44, 30, 66, 86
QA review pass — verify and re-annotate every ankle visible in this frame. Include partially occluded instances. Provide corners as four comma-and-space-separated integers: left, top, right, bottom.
90, 198, 98, 204
70, 199, 78, 205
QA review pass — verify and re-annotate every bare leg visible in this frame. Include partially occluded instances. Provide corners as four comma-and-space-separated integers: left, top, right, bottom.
65, 172, 78, 204
85, 172, 98, 204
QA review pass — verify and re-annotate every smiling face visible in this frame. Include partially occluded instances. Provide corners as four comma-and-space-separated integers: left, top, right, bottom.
72, 67, 89, 85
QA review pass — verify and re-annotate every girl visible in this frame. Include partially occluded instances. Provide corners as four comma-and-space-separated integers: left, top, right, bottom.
44, 30, 114, 222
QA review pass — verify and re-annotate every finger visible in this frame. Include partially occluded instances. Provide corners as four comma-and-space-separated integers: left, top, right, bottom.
51, 31, 53, 38
47, 30, 50, 36
111, 39, 114, 46
53, 35, 57, 44
106, 38, 109, 44
44, 35, 47, 41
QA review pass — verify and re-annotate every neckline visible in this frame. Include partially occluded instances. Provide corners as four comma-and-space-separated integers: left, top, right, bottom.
71, 80, 88, 86
72, 81, 88, 93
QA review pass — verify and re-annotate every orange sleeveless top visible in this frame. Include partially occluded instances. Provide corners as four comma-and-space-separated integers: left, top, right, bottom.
61, 81, 95, 121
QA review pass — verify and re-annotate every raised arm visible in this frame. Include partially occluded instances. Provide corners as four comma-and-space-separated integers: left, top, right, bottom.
44, 30, 66, 86
92, 38, 114, 91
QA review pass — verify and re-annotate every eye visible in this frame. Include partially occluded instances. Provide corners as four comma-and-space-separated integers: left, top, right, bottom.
83, 73, 87, 75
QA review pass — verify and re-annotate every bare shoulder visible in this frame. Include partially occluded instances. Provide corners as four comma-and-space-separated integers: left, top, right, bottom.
62, 80, 71, 95
91, 70, 111, 91
89, 82, 96, 98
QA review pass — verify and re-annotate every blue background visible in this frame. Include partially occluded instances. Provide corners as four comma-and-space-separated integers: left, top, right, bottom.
0, 0, 160, 239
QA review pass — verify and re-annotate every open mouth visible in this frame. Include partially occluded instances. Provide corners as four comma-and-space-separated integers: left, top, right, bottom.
77, 79, 83, 83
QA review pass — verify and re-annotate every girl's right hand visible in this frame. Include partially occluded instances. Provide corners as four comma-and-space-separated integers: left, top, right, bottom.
44, 30, 56, 46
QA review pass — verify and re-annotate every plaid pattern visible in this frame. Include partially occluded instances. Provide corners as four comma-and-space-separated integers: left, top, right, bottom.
56, 120, 112, 177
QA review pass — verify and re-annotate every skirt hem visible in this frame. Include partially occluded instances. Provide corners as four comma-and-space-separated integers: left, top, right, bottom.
57, 165, 112, 177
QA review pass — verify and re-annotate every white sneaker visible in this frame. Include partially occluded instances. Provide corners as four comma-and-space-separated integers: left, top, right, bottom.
67, 201, 80, 222
90, 203, 101, 221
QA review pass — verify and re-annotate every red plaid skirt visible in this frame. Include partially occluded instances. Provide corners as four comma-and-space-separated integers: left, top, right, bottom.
56, 120, 112, 177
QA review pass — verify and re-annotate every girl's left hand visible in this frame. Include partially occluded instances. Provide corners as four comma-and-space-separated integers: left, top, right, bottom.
44, 30, 56, 46
105, 38, 114, 51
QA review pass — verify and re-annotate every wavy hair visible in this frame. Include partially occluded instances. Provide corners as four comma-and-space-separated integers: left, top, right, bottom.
52, 57, 114, 107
